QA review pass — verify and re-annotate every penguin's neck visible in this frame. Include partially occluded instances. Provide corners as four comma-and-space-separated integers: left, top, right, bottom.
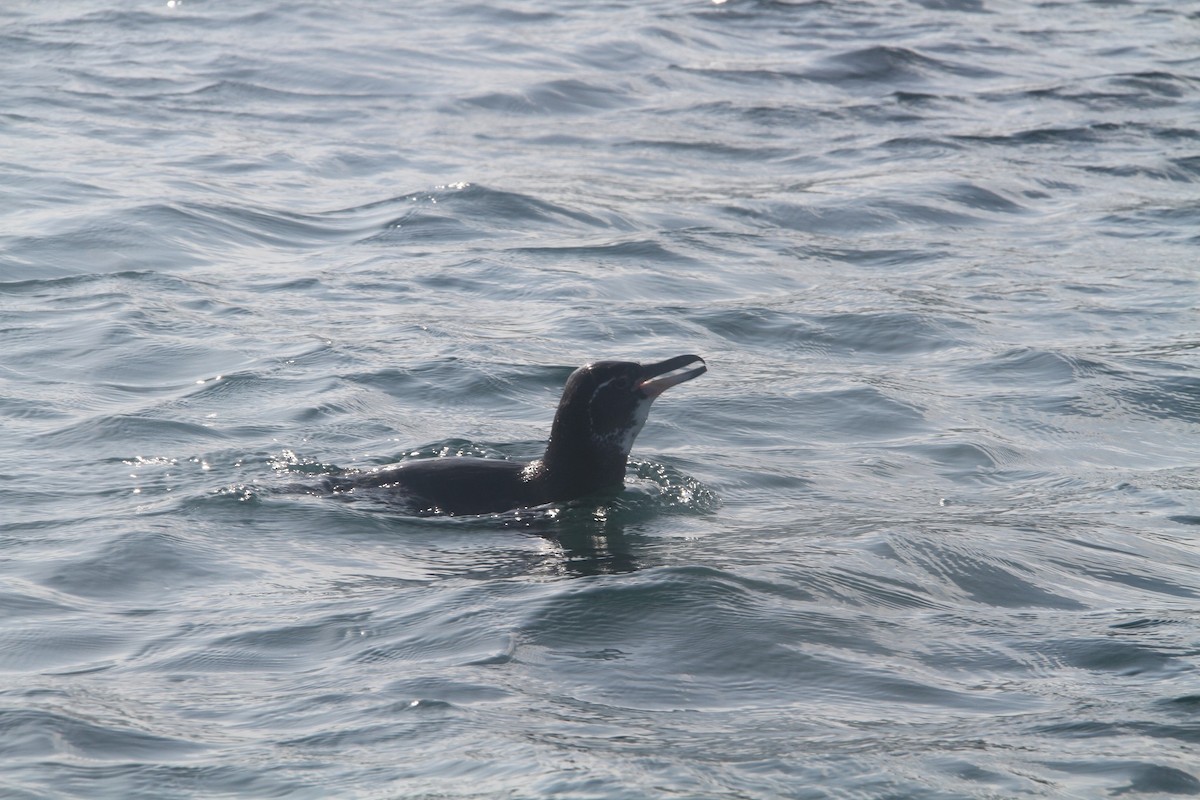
536, 419, 630, 501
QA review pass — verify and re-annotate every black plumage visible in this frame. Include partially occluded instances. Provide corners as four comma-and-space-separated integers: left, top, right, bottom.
324, 355, 706, 515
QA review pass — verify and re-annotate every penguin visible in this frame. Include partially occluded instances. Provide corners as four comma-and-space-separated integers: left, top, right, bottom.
323, 354, 706, 515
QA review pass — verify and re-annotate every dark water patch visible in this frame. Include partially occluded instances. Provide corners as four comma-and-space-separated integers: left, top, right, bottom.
797, 386, 928, 442
0, 590, 79, 620
1011, 81, 1189, 113
88, 340, 247, 389
619, 136, 794, 163
879, 535, 1087, 610
807, 45, 1001, 85
180, 370, 349, 427
958, 348, 1092, 388
1158, 695, 1200, 713
0, 393, 73, 425
1109, 616, 1194, 632
939, 181, 1029, 214
911, 0, 987, 10
954, 124, 1117, 148
40, 529, 234, 603
1030, 636, 1183, 676
367, 183, 619, 247
423, 184, 620, 229
456, 4, 561, 24
1037, 717, 1200, 748
798, 244, 953, 268
722, 198, 896, 235
13, 761, 322, 800
723, 194, 993, 235
1085, 161, 1200, 183
1152, 126, 1200, 142
151, 78, 383, 126
0, 623, 132, 674
371, 211, 478, 245
1042, 760, 1200, 796
1107, 70, 1197, 99
1114, 764, 1200, 795
1097, 203, 1200, 241
145, 201, 375, 251
0, 707, 207, 762
691, 304, 972, 357
404, 257, 581, 302
899, 438, 1023, 479
684, 98, 832, 132
799, 565, 944, 612
347, 600, 517, 669
200, 613, 378, 667
665, 63, 818, 89
36, 5, 278, 34
1086, 155, 1200, 183
152, 641, 331, 674
277, 703, 459, 750
455, 78, 632, 116
891, 89, 959, 107
1110, 372, 1200, 424
0, 479, 138, 530
40, 414, 231, 450
691, 0, 840, 22
164, 78, 384, 106
520, 564, 788, 649
384, 675, 514, 706
1047, 560, 1199, 600
0, 268, 200, 298
875, 134, 967, 160
0, 164, 115, 212
513, 238, 700, 266
340, 363, 531, 409
809, 310, 975, 354
1, 224, 208, 281
50, 63, 212, 102
517, 565, 1037, 715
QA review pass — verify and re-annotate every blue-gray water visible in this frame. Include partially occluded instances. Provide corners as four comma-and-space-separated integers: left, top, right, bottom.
3, 1, 1199, 797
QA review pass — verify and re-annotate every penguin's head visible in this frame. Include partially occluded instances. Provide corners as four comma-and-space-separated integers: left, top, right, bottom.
544, 355, 706, 486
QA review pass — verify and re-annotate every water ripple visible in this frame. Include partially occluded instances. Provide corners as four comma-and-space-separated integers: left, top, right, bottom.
2, 0, 1199, 796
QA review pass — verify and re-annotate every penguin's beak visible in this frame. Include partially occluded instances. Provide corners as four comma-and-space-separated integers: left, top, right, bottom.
638, 354, 707, 399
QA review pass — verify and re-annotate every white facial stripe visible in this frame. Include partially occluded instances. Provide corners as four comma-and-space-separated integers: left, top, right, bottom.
617, 397, 653, 453
591, 376, 626, 395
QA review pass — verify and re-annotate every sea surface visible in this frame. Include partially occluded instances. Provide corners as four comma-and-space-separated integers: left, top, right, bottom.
2, 1, 1199, 797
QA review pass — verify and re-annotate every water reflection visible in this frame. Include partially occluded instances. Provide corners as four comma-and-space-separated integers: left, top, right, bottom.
276, 456, 714, 578
546, 514, 640, 576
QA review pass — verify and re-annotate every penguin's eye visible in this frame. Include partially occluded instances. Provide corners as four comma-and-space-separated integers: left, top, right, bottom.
611, 376, 631, 391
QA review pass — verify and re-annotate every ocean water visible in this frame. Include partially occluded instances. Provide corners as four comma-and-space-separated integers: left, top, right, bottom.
2, 0, 1199, 797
